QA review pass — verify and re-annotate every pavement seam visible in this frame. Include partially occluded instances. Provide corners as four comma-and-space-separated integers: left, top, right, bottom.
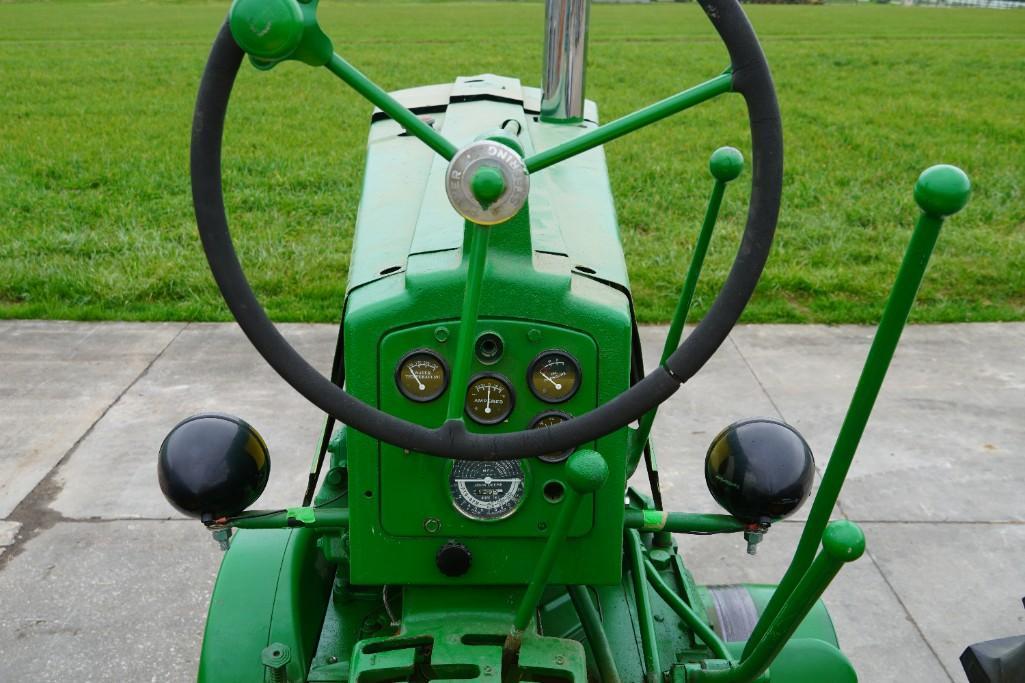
861, 542, 958, 682
727, 335, 787, 421
0, 322, 190, 572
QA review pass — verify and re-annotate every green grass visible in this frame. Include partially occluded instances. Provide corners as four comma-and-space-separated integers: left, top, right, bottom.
1, 1, 1022, 323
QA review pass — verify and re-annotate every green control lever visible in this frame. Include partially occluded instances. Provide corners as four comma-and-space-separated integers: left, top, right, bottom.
503, 450, 609, 677
631, 147, 745, 473
688, 521, 866, 682
742, 165, 971, 655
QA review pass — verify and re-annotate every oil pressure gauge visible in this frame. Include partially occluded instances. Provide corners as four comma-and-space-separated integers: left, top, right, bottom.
449, 460, 526, 520
530, 411, 574, 463
465, 374, 514, 425
396, 349, 448, 402
528, 350, 581, 403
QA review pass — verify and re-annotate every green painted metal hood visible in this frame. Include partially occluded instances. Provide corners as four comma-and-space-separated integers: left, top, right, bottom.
346, 74, 629, 298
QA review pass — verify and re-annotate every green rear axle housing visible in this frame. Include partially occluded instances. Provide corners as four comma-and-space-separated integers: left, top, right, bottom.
164, 0, 972, 682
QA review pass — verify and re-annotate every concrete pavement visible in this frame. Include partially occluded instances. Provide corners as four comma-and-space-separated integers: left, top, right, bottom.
1, 320, 1023, 681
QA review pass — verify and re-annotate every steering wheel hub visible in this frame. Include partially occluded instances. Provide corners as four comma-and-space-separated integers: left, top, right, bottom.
445, 141, 530, 225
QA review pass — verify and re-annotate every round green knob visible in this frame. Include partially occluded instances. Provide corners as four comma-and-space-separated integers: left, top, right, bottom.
229, 0, 304, 62
564, 450, 608, 494
914, 164, 971, 218
470, 165, 506, 210
709, 146, 744, 183
821, 520, 866, 563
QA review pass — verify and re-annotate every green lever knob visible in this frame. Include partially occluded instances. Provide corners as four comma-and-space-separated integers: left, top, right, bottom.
565, 449, 609, 494
821, 520, 866, 563
709, 146, 744, 183
914, 164, 971, 218
470, 165, 506, 210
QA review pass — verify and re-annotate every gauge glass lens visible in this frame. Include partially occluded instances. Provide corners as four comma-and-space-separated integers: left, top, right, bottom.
530, 412, 574, 463
396, 350, 448, 402
450, 460, 525, 520
528, 351, 581, 403
465, 374, 514, 424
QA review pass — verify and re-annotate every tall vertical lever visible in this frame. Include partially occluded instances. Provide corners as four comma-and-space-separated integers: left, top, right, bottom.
632, 147, 745, 473
743, 165, 972, 656
503, 450, 609, 681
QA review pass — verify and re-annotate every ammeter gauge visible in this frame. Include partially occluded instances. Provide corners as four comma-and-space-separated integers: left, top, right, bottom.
449, 460, 526, 520
396, 350, 448, 402
465, 374, 514, 425
528, 350, 581, 403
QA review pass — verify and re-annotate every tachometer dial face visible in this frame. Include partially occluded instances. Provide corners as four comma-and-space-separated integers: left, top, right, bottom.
528, 350, 581, 403
396, 350, 448, 402
465, 374, 514, 425
530, 411, 574, 463
450, 460, 526, 520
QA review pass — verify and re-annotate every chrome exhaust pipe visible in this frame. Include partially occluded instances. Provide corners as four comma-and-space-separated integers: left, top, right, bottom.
541, 0, 590, 122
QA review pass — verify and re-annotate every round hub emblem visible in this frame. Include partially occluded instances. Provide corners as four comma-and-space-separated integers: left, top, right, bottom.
445, 141, 529, 225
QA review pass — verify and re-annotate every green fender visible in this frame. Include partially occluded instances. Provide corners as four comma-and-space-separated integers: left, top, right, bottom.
199, 528, 335, 683
706, 584, 856, 683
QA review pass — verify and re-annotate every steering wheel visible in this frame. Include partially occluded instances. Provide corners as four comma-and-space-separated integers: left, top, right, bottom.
191, 0, 782, 461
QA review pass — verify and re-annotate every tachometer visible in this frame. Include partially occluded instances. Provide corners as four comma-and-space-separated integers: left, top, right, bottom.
449, 460, 526, 520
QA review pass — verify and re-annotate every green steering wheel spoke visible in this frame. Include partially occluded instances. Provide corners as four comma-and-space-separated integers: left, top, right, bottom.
325, 53, 458, 161
525, 72, 733, 174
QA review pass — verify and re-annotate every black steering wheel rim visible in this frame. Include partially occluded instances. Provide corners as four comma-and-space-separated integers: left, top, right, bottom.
190, 0, 782, 461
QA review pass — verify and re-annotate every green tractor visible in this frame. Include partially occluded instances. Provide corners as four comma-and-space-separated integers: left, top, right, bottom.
159, 1, 974, 681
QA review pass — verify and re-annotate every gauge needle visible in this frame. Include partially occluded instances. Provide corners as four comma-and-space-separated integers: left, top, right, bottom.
541, 372, 563, 390
407, 367, 425, 391
484, 385, 493, 414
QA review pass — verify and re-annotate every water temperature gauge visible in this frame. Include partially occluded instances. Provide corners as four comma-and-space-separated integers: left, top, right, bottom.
396, 349, 449, 402
528, 350, 581, 403
465, 374, 514, 425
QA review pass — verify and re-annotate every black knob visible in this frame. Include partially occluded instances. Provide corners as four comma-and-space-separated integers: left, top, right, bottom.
436, 541, 472, 577
705, 417, 815, 524
158, 413, 270, 519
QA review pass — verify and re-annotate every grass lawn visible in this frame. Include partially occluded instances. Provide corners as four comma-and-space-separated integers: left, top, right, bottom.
1, 1, 1022, 323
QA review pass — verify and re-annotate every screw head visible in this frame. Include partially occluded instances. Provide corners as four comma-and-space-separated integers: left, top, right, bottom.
261, 642, 292, 668
914, 164, 971, 217
709, 146, 744, 183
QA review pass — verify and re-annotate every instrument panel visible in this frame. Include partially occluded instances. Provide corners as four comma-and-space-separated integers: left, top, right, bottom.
378, 320, 598, 534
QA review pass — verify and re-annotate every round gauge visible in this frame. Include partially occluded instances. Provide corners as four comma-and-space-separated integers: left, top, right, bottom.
530, 411, 575, 463
396, 349, 449, 402
450, 459, 526, 520
528, 350, 581, 403
465, 374, 514, 425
